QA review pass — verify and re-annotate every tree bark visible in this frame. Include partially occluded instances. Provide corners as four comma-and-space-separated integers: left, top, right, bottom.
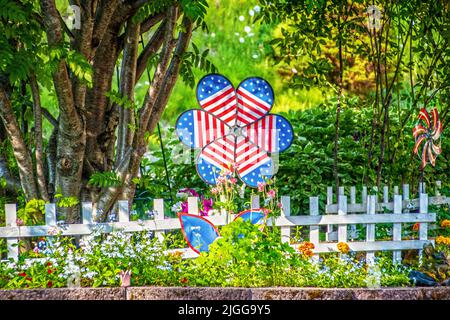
0, 76, 38, 200
29, 73, 49, 201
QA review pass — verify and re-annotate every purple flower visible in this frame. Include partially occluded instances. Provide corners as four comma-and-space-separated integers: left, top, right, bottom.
181, 201, 188, 213
179, 188, 199, 197
200, 197, 214, 216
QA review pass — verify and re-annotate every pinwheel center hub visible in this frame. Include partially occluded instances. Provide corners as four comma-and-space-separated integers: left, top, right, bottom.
231, 126, 242, 137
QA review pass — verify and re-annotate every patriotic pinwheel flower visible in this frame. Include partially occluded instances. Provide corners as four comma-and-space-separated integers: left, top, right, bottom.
175, 74, 293, 187
413, 107, 443, 168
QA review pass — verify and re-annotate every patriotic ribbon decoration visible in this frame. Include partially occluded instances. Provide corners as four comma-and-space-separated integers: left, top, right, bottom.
178, 209, 267, 254
175, 74, 293, 187
413, 107, 443, 168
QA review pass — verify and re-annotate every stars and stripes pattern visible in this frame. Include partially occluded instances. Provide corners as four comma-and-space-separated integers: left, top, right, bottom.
175, 74, 293, 187
413, 107, 443, 168
241, 114, 293, 152
176, 110, 228, 148
197, 74, 237, 127
236, 77, 274, 126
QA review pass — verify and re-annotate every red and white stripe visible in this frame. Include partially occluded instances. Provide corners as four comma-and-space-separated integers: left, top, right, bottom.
199, 135, 236, 170
235, 136, 271, 177
236, 87, 271, 126
199, 85, 237, 126
242, 115, 278, 152
193, 110, 228, 148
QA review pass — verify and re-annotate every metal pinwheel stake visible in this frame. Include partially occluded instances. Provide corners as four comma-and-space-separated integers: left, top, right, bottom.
175, 74, 293, 188
413, 107, 443, 186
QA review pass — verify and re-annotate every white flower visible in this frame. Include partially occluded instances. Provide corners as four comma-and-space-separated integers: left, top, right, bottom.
249, 9, 255, 16
254, 5, 261, 13
244, 26, 251, 33
291, 67, 298, 74
239, 37, 245, 43
239, 15, 245, 21
211, 32, 216, 38
252, 54, 258, 59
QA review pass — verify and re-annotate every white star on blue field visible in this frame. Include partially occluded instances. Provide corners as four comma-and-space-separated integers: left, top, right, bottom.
197, 74, 232, 102
238, 77, 274, 106
176, 110, 196, 148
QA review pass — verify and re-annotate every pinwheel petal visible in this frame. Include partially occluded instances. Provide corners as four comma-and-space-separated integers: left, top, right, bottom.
236, 77, 274, 127
242, 114, 294, 152
178, 213, 220, 254
197, 135, 236, 185
234, 209, 267, 225
431, 141, 442, 155
197, 74, 237, 127
235, 136, 274, 187
428, 143, 436, 167
176, 109, 229, 148
413, 135, 427, 155
421, 141, 428, 169
418, 108, 431, 127
432, 120, 442, 140
432, 108, 439, 130
412, 124, 426, 139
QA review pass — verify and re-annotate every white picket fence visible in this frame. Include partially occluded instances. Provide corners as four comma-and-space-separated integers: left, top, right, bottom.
0, 181, 448, 262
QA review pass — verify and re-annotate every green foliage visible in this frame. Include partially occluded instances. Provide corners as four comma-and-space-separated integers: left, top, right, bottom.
105, 90, 137, 110
16, 199, 45, 226
88, 172, 123, 188
53, 193, 79, 208
180, 42, 217, 88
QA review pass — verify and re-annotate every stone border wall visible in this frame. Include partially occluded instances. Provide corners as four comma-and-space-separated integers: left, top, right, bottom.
0, 287, 450, 300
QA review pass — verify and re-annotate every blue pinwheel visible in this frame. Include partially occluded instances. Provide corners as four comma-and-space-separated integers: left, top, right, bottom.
175, 74, 293, 188
178, 209, 267, 254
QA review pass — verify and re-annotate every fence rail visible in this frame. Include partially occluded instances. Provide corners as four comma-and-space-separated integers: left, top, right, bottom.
1, 181, 448, 262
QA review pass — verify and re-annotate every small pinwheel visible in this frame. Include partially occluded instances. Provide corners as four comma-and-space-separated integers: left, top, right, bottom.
413, 107, 443, 168
175, 74, 293, 187
178, 210, 267, 254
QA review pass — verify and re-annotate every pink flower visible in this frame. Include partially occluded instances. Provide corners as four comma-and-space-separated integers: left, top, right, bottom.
181, 202, 189, 213
257, 182, 266, 192
263, 208, 271, 215
229, 178, 237, 184
267, 189, 276, 198
119, 270, 132, 287
16, 218, 24, 226
211, 188, 219, 195
277, 202, 283, 209
179, 188, 199, 197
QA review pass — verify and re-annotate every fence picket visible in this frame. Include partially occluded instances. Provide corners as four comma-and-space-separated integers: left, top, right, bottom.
419, 193, 428, 260
5, 204, 18, 261
251, 195, 260, 210
118, 201, 129, 222
188, 197, 199, 215
392, 195, 402, 263
281, 196, 291, 244
337, 195, 347, 244
326, 187, 333, 241
366, 195, 376, 264
309, 197, 319, 245
154, 199, 165, 242
383, 186, 389, 203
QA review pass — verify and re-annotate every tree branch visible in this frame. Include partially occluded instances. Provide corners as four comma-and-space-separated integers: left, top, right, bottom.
29, 73, 50, 201
135, 21, 166, 84
0, 76, 38, 199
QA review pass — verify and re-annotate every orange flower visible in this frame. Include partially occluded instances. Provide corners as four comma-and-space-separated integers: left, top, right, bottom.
412, 223, 420, 231
337, 242, 350, 254
440, 220, 450, 228
436, 236, 450, 245
298, 241, 315, 258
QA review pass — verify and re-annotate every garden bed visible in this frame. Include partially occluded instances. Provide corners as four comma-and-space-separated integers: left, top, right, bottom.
1, 286, 450, 300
